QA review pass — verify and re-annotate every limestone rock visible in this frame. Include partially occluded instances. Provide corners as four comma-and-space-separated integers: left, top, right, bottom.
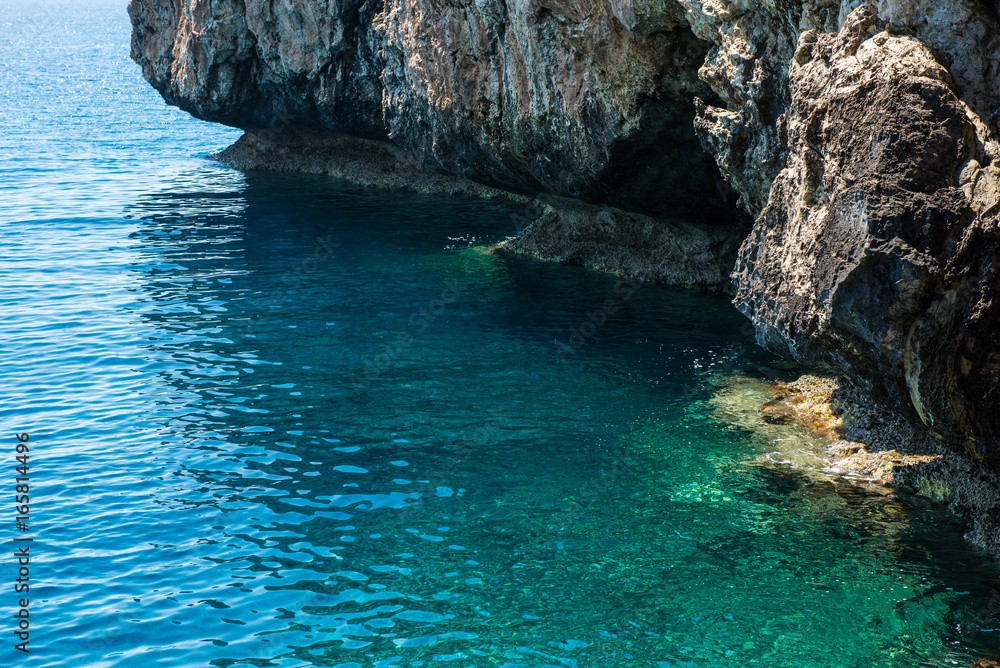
130, 0, 1000, 471
499, 196, 745, 286
128, 0, 729, 220
732, 7, 1000, 471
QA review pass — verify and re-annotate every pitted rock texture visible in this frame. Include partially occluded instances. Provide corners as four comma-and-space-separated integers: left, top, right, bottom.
499, 196, 746, 286
732, 7, 1000, 470
677, 0, 1000, 213
129, 0, 729, 220
677, 0, 843, 214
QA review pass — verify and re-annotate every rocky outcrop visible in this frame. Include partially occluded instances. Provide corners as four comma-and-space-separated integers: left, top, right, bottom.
680, 0, 843, 214
678, 0, 1000, 211
732, 8, 1000, 472
129, 0, 730, 221
499, 196, 746, 286
215, 126, 745, 287
131, 1, 1000, 474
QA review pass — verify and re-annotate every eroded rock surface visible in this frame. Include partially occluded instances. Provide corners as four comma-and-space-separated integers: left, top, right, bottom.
675, 0, 1000, 212
499, 196, 746, 286
733, 7, 1000, 470
131, 1, 1000, 473
129, 0, 729, 220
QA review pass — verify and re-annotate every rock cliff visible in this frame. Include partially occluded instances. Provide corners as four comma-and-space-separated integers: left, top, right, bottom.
129, 0, 727, 220
731, 7, 1000, 474
130, 1, 1000, 474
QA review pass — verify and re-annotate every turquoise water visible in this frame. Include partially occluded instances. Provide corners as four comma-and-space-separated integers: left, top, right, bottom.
2, 1, 1000, 666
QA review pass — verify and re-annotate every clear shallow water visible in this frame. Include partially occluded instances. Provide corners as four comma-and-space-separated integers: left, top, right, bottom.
2, 2, 1000, 667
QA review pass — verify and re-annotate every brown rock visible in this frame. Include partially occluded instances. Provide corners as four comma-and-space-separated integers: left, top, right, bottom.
970, 659, 1000, 668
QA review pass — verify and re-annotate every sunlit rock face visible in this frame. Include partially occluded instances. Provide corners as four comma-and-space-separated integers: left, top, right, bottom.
131, 0, 1000, 470
732, 7, 1000, 470
128, 0, 729, 220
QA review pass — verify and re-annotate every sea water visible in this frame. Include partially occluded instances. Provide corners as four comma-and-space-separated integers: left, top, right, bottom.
1, 2, 999, 666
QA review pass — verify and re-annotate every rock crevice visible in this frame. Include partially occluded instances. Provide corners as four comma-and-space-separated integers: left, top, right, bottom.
733, 7, 1000, 474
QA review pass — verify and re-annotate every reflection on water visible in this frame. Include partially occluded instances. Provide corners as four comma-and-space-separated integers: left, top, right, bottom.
54, 170, 990, 668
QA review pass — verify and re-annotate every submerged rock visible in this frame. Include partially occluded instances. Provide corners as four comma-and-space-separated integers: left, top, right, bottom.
970, 659, 1000, 668
733, 7, 1000, 472
498, 196, 746, 287
217, 126, 749, 285
757, 372, 1000, 558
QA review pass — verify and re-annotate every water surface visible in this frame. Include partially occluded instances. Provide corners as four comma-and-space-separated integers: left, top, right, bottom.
1, 2, 999, 667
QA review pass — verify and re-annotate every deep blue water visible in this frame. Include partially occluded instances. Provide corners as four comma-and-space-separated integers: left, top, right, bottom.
2, 1, 1000, 667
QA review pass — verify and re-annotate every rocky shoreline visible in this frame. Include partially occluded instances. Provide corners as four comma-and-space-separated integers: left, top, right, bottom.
133, 0, 1000, 552
219, 121, 1000, 554
216, 128, 747, 288
217, 122, 1000, 558
216, 127, 528, 200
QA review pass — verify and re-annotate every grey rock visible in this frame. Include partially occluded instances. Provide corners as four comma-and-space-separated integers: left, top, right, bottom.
130, 0, 1000, 473
500, 196, 746, 286
128, 0, 730, 220
733, 7, 1000, 470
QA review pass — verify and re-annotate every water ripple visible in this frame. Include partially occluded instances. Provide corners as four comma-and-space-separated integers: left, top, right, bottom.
2, 2, 1000, 667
